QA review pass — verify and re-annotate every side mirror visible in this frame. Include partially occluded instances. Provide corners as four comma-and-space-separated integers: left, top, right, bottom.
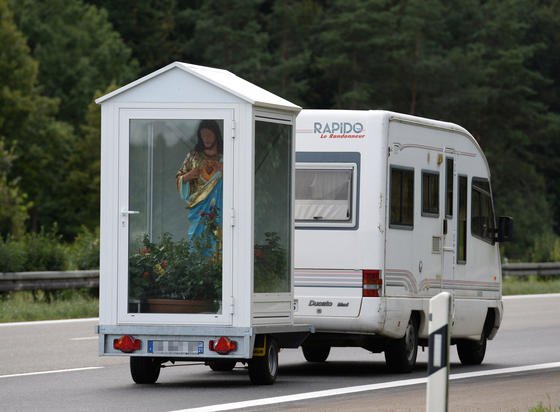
496, 216, 514, 243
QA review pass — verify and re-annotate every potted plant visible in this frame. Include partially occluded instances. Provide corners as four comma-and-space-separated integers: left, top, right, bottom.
128, 230, 221, 313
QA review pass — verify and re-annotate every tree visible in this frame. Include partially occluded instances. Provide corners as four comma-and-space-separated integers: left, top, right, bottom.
88, 0, 179, 75
0, 0, 73, 234
0, 138, 29, 239
177, 0, 272, 87
10, 0, 138, 128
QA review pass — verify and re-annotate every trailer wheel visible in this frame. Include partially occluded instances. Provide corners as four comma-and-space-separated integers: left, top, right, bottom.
207, 360, 237, 372
384, 315, 419, 373
130, 356, 161, 384
457, 336, 487, 365
302, 344, 330, 362
248, 337, 279, 385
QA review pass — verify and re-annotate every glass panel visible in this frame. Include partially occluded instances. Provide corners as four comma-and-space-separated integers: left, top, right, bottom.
128, 119, 224, 314
457, 175, 467, 263
445, 158, 453, 217
295, 168, 353, 222
471, 178, 495, 243
390, 167, 414, 228
422, 171, 439, 217
254, 120, 292, 293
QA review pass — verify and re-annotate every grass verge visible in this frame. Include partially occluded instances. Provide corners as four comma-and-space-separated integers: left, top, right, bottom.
502, 276, 560, 296
0, 290, 98, 323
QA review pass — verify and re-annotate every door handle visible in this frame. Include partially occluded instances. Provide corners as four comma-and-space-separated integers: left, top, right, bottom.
121, 209, 140, 216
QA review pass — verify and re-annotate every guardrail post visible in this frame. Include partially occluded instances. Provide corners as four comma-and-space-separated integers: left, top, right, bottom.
426, 291, 452, 412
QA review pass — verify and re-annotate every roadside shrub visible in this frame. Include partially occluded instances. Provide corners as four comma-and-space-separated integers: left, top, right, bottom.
530, 232, 560, 262
22, 230, 66, 271
65, 226, 99, 270
0, 238, 25, 272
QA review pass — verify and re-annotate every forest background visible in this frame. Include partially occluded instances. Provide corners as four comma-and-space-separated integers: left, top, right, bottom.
1, 0, 560, 266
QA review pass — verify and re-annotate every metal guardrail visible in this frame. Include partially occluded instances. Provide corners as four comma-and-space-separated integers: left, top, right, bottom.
0, 270, 99, 292
0, 263, 558, 292
502, 262, 560, 277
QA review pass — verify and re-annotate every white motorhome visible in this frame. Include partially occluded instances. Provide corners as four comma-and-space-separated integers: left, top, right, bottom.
293, 110, 512, 371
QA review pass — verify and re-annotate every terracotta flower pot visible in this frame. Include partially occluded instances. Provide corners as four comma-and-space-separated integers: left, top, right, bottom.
147, 298, 215, 313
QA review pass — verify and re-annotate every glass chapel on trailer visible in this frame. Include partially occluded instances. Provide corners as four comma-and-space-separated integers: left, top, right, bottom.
96, 62, 308, 384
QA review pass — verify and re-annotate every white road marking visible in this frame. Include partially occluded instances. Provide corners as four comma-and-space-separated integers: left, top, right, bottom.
0, 318, 98, 327
503, 293, 560, 300
171, 361, 560, 412
69, 336, 98, 341
0, 367, 103, 379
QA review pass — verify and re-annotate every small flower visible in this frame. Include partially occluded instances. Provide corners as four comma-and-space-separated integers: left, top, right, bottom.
142, 247, 151, 255
161, 260, 168, 269
143, 271, 150, 278
154, 263, 165, 276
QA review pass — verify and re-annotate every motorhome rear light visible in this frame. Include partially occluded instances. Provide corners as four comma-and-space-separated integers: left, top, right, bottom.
209, 337, 238, 355
363, 269, 382, 297
113, 335, 142, 353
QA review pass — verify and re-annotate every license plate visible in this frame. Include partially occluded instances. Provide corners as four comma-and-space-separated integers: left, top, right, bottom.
147, 340, 204, 355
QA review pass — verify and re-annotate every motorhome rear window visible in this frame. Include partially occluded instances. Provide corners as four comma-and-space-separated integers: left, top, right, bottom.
390, 166, 414, 229
295, 166, 355, 225
471, 177, 495, 244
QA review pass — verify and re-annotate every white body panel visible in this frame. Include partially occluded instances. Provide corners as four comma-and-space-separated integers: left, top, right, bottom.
294, 110, 502, 342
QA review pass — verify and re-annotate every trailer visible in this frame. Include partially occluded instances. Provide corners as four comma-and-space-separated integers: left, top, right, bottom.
95, 62, 311, 385
293, 110, 512, 371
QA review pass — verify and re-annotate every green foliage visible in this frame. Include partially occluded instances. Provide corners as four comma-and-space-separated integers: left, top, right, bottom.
0, 230, 66, 272
0, 0, 559, 262
0, 139, 29, 238
10, 0, 138, 127
20, 230, 66, 271
64, 226, 99, 270
0, 238, 25, 272
254, 232, 288, 293
129, 233, 221, 301
529, 233, 560, 263
502, 276, 560, 296
0, 290, 98, 322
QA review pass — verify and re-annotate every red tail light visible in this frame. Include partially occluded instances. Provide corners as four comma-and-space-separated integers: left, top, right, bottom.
113, 335, 142, 353
363, 269, 382, 297
209, 337, 238, 355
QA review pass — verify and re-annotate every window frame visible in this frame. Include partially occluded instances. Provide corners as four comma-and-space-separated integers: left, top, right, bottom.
389, 165, 415, 230
421, 169, 440, 218
294, 162, 358, 229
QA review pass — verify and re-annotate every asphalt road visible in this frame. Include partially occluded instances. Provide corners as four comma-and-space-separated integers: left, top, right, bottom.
0, 294, 559, 411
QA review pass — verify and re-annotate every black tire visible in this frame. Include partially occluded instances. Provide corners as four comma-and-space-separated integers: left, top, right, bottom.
207, 360, 237, 372
130, 356, 161, 384
248, 337, 279, 385
384, 315, 419, 373
457, 336, 487, 365
302, 344, 331, 363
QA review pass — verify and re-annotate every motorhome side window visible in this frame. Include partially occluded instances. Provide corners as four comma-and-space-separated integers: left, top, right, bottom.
457, 175, 467, 263
295, 166, 354, 225
390, 167, 414, 228
471, 177, 495, 244
421, 171, 439, 217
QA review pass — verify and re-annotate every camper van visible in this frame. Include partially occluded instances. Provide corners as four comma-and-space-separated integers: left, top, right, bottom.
293, 110, 512, 372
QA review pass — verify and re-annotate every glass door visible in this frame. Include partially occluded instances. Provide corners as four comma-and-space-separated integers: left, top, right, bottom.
118, 108, 233, 324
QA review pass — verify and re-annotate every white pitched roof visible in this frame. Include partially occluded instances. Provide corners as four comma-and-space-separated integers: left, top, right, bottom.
95, 62, 301, 112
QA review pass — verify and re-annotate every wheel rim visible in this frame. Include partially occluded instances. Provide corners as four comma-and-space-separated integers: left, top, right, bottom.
405, 323, 417, 362
267, 345, 278, 376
